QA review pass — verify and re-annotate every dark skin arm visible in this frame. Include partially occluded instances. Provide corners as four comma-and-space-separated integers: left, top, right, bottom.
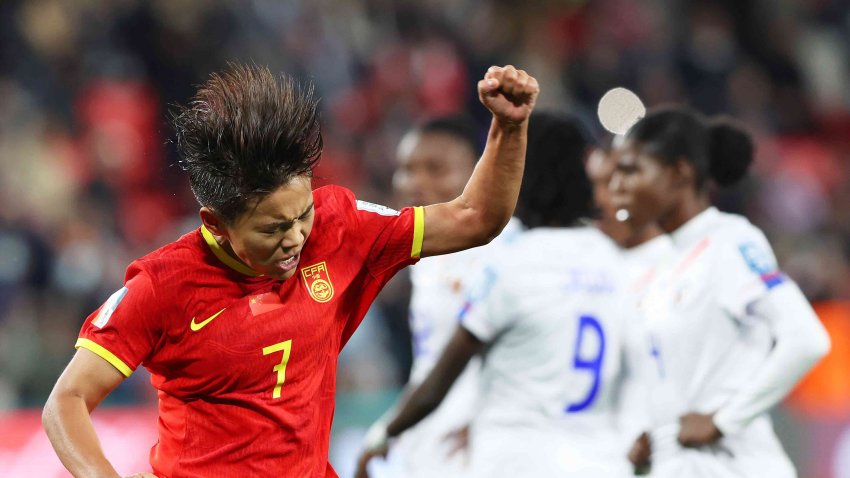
355, 326, 485, 478
626, 413, 722, 477
678, 412, 723, 447
628, 432, 652, 475
388, 327, 484, 436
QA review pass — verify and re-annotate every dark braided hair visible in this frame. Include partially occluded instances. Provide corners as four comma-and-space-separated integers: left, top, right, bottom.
515, 111, 595, 228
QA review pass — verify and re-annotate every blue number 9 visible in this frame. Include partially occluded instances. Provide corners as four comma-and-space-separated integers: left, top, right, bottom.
565, 315, 606, 413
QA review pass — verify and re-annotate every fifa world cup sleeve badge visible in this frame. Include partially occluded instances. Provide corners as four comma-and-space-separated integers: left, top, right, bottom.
301, 261, 335, 303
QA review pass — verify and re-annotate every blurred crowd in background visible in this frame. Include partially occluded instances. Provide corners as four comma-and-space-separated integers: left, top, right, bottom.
0, 0, 848, 432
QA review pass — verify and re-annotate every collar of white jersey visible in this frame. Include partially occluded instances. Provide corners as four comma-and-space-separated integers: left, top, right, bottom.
623, 233, 672, 260
670, 206, 720, 247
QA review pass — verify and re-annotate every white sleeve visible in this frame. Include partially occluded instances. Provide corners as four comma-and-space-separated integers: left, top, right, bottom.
458, 266, 513, 342
715, 229, 786, 318
713, 280, 831, 435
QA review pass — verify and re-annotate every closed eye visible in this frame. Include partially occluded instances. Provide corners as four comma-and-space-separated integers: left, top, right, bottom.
258, 204, 313, 234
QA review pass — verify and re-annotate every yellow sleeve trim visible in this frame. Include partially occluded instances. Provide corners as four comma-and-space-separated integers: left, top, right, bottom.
411, 206, 425, 259
200, 225, 261, 277
75, 338, 134, 378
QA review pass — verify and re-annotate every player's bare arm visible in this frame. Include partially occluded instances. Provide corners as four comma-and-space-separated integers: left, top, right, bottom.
387, 327, 484, 436
628, 432, 652, 475
355, 327, 484, 478
420, 65, 538, 257
43, 348, 132, 478
677, 412, 722, 448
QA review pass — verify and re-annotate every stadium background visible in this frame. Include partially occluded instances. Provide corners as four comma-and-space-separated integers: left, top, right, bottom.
0, 0, 848, 476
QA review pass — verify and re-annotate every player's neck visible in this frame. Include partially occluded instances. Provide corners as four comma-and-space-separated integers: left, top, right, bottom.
218, 238, 253, 270
660, 192, 709, 234
623, 223, 664, 249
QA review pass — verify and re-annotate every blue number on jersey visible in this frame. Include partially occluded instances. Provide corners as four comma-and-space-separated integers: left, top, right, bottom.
650, 333, 664, 378
565, 314, 606, 413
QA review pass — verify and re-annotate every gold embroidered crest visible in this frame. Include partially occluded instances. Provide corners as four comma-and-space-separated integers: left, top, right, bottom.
301, 262, 334, 303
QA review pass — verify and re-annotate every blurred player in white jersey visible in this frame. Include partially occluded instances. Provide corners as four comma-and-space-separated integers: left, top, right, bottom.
359, 112, 651, 477
610, 107, 831, 477
587, 144, 673, 469
357, 116, 522, 478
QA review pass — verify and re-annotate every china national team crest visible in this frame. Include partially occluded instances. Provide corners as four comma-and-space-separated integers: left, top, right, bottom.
301, 262, 335, 303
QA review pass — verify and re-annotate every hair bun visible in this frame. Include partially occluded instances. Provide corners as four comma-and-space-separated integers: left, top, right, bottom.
707, 117, 754, 187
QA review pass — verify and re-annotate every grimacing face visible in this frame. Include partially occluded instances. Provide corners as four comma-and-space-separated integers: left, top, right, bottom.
209, 175, 315, 281
609, 140, 678, 233
392, 130, 477, 206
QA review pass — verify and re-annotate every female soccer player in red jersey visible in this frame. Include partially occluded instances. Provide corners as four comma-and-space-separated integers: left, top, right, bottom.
42, 63, 539, 478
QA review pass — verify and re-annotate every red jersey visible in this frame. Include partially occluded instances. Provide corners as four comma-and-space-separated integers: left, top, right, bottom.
76, 185, 424, 477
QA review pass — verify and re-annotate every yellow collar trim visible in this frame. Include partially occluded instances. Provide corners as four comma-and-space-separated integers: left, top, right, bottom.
200, 225, 261, 277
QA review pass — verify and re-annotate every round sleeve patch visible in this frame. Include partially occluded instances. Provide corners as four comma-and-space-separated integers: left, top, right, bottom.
738, 242, 785, 289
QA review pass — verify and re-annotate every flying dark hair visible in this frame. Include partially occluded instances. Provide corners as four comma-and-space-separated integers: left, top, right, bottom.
625, 106, 754, 189
515, 111, 595, 228
418, 114, 482, 157
172, 63, 323, 224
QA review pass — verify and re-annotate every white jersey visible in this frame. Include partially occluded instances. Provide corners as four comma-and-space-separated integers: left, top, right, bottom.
394, 218, 523, 478
640, 207, 798, 477
622, 234, 674, 296
461, 227, 645, 478
615, 234, 674, 451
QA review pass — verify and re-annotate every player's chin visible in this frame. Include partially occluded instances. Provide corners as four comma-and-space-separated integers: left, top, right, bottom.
624, 210, 654, 233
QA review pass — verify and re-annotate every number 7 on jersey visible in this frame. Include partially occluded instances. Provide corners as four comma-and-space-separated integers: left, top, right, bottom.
263, 340, 292, 399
